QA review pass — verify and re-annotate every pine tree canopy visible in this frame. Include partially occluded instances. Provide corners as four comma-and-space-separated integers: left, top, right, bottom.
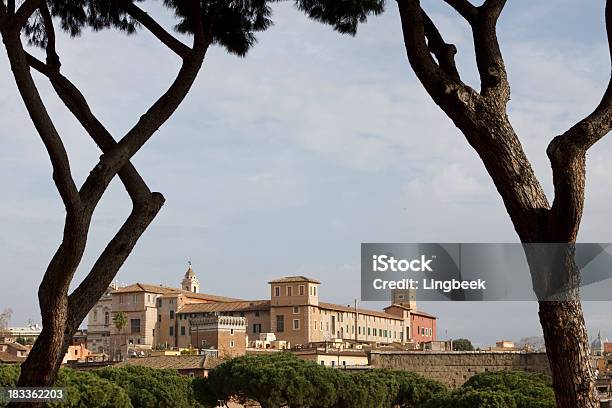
22, 0, 385, 56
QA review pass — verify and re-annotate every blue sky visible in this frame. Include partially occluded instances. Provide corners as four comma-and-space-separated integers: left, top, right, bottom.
1, 1, 611, 347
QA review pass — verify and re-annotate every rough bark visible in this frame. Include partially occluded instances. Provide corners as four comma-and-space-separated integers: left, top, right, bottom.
0, 0, 209, 401
397, 0, 611, 406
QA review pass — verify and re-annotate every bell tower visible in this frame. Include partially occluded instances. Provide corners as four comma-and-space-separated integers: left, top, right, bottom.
181, 262, 200, 293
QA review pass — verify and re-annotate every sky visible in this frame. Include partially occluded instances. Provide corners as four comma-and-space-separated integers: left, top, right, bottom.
0, 0, 611, 348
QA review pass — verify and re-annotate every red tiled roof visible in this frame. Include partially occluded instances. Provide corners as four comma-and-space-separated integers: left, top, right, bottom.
318, 302, 404, 320
0, 351, 24, 363
112, 283, 241, 302
179, 300, 270, 314
268, 276, 321, 284
409, 310, 437, 319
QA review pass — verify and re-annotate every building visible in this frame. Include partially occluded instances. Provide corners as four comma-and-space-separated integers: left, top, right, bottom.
490, 340, 518, 351
86, 267, 437, 359
189, 316, 247, 358
0, 342, 28, 358
5, 323, 42, 344
62, 344, 91, 364
115, 354, 221, 377
87, 284, 114, 355
292, 348, 369, 367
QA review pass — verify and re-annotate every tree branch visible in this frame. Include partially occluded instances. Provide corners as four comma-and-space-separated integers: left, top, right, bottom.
67, 192, 165, 329
2, 31, 81, 214
547, 0, 612, 241
78, 2, 209, 213
122, 1, 192, 59
422, 11, 460, 80
469, 0, 509, 100
11, 0, 41, 30
442, 0, 478, 23
28, 4, 154, 205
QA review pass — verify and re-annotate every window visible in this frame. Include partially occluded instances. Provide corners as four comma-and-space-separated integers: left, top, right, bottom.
253, 324, 262, 333
293, 319, 300, 330
147, 294, 151, 303
104, 311, 109, 325
158, 314, 162, 323
130, 319, 141, 334
93, 310, 98, 321
169, 326, 174, 336
229, 340, 235, 348
276, 315, 284, 332
314, 320, 317, 330
255, 311, 260, 317
320, 361, 325, 366
170, 310, 175, 319
274, 287, 280, 297
287, 286, 293, 296
180, 326, 186, 336
132, 294, 137, 304
157, 298, 162, 307
313, 287, 317, 296
368, 328, 371, 335
299, 285, 305, 295
230, 329, 234, 335
119, 295, 124, 304
293, 306, 299, 314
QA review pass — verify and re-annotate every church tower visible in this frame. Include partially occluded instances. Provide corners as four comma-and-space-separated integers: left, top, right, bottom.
181, 262, 200, 293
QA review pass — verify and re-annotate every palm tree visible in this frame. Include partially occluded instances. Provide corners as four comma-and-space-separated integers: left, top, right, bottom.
113, 312, 128, 361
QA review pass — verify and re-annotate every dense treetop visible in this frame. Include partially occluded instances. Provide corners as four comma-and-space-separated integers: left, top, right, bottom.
23, 0, 385, 56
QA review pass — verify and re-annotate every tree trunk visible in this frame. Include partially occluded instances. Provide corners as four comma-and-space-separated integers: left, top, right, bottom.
8, 294, 74, 408
539, 300, 598, 408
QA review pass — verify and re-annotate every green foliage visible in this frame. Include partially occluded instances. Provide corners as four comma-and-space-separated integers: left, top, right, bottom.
0, 365, 131, 408
424, 371, 555, 408
420, 388, 516, 408
24, 0, 385, 57
49, 369, 132, 408
462, 371, 555, 408
113, 311, 128, 332
295, 0, 385, 35
93, 365, 201, 408
203, 353, 446, 408
452, 338, 474, 351
0, 364, 19, 387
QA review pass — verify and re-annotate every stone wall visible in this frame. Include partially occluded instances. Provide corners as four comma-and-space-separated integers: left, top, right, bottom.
369, 351, 551, 387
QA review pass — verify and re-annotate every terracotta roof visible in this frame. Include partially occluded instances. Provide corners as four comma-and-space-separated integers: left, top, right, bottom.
0, 351, 24, 363
115, 355, 220, 370
112, 283, 177, 294
409, 310, 437, 319
318, 302, 404, 320
179, 300, 271, 314
1, 342, 28, 351
165, 290, 242, 303
268, 276, 321, 284
112, 283, 241, 302
383, 304, 437, 319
